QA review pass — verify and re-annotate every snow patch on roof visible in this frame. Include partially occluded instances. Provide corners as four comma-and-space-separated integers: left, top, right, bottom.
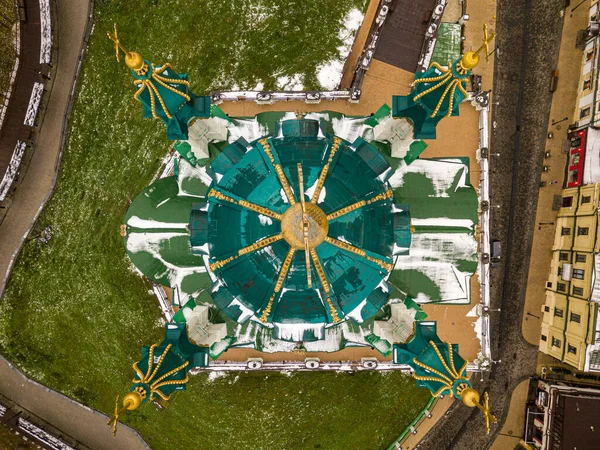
127, 216, 188, 230
388, 158, 469, 195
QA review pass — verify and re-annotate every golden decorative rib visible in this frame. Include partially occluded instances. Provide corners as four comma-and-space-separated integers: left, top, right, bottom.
309, 248, 341, 323
446, 342, 461, 378
327, 200, 366, 221
431, 79, 457, 118
324, 236, 394, 272
326, 189, 394, 221
208, 189, 282, 220
258, 138, 296, 205
209, 234, 283, 271
238, 234, 283, 255
430, 341, 459, 379
412, 358, 454, 385
259, 248, 296, 323
310, 137, 342, 203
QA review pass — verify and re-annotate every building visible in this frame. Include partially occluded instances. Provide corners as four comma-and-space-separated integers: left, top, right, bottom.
525, 379, 600, 449
539, 183, 600, 371
574, 0, 600, 129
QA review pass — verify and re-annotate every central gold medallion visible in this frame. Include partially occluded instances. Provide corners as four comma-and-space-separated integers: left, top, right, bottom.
281, 202, 328, 249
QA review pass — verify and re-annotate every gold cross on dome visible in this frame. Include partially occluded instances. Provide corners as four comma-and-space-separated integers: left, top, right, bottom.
107, 23, 130, 62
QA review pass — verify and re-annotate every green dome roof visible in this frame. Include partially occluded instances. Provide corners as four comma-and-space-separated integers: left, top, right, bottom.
189, 119, 411, 340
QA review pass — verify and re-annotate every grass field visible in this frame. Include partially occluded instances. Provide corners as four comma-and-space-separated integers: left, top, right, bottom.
0, 0, 431, 448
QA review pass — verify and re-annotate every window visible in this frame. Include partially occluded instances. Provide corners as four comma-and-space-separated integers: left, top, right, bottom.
571, 313, 581, 323
576, 254, 587, 263
584, 79, 592, 90
586, 50, 594, 61
552, 337, 561, 348
544, 306, 550, 313
573, 269, 585, 279
558, 267, 563, 277
562, 227, 571, 236
578, 227, 589, 236
555, 308, 564, 318
557, 283, 566, 292
562, 197, 573, 207
559, 252, 569, 261
541, 335, 548, 342
573, 286, 584, 296
568, 344, 577, 354
547, 281, 553, 288
582, 196, 591, 204
581, 107, 591, 118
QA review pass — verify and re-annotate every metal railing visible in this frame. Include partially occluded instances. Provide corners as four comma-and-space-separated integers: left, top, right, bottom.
387, 396, 439, 450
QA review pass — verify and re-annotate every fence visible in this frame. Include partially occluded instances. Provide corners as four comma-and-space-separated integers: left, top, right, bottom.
387, 396, 438, 450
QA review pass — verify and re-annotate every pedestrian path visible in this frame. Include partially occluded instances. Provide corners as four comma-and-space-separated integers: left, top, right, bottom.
0, 355, 148, 450
0, 1, 150, 448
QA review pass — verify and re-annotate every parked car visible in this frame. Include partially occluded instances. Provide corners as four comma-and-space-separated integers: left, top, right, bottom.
491, 239, 501, 267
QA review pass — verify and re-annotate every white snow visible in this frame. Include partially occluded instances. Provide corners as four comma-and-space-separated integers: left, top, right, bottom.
274, 322, 325, 341
316, 8, 364, 90
317, 60, 345, 91
0, 140, 26, 201
24, 82, 44, 127
225, 117, 267, 143
258, 215, 273, 226
276, 74, 304, 91
345, 299, 368, 322
388, 158, 469, 195
126, 231, 207, 291
332, 117, 371, 143
207, 371, 228, 382
39, 0, 52, 64
305, 180, 326, 204
127, 216, 188, 229
395, 233, 477, 304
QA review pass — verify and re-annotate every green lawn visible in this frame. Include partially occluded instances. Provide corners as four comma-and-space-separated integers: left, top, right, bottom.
0, 0, 431, 448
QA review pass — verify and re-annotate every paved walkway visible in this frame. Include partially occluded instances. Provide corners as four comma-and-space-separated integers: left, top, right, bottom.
520, 3, 589, 346
0, 0, 45, 172
0, 1, 148, 448
0, 356, 148, 450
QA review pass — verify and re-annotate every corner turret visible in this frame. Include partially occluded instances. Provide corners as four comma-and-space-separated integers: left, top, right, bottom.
107, 24, 210, 140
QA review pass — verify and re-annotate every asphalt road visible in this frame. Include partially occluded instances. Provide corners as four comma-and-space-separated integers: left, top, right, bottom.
417, 0, 567, 448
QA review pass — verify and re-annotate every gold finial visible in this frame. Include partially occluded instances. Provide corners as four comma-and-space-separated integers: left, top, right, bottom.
461, 389, 497, 434
459, 23, 496, 71
107, 391, 142, 436
107, 24, 145, 71
107, 344, 190, 436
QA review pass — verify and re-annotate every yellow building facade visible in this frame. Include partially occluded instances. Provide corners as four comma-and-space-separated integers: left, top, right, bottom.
539, 183, 600, 371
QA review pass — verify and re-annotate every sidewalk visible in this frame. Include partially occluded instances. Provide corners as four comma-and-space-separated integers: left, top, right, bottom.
0, 0, 45, 172
0, 1, 149, 448
520, 1, 588, 346
0, 356, 148, 450
0, 1, 81, 297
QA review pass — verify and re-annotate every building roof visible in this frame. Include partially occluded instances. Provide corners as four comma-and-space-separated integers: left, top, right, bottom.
551, 391, 600, 449
202, 119, 411, 340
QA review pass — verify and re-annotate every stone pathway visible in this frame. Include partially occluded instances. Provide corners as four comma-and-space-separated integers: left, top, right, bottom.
0, 1, 149, 448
